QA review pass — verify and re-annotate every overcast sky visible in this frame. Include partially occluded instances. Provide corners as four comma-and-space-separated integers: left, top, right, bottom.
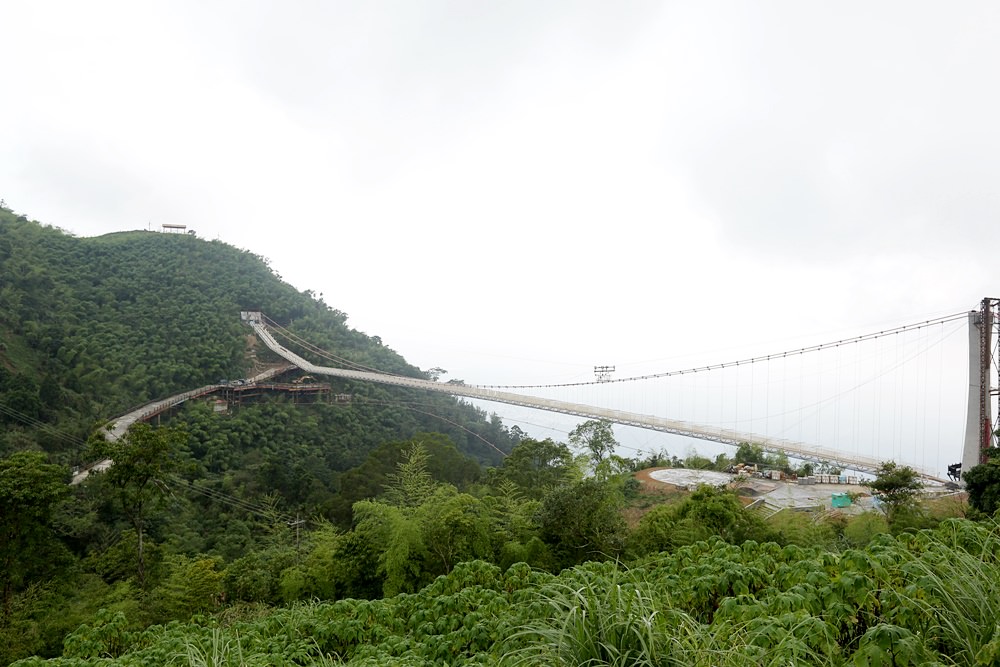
2, 2, 998, 465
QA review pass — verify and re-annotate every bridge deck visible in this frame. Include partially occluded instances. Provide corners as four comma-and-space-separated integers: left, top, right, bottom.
248, 320, 948, 483
70, 364, 294, 484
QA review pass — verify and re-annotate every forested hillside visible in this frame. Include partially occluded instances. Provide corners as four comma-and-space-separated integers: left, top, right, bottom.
5, 206, 998, 666
0, 208, 525, 661
0, 207, 511, 466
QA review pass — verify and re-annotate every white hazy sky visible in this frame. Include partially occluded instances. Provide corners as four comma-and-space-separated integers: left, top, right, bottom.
1, 1, 997, 413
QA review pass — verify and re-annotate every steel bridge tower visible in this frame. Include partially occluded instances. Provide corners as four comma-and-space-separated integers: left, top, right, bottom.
962, 297, 1000, 477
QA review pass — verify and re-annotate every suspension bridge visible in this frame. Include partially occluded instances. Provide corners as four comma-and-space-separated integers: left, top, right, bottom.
241, 299, 1000, 484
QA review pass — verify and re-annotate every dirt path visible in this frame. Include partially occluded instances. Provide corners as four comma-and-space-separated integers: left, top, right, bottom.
633, 467, 685, 493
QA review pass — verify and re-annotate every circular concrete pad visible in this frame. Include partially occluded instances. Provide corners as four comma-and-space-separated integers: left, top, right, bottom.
648, 469, 734, 487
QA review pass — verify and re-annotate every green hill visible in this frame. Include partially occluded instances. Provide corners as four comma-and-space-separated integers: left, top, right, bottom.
7, 206, 989, 667
0, 206, 512, 466
0, 207, 532, 663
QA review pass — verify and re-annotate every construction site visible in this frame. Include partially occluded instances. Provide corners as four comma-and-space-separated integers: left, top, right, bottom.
637, 466, 959, 518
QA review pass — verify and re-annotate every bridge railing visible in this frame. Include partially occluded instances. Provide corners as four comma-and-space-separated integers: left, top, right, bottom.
72, 364, 295, 485
249, 320, 946, 483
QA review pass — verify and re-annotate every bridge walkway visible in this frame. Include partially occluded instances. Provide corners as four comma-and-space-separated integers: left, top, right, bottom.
70, 364, 293, 485
247, 319, 945, 482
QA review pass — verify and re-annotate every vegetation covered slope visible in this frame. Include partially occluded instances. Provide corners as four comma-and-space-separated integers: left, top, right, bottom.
14, 518, 1000, 666
0, 207, 511, 465
5, 205, 995, 667
0, 207, 520, 662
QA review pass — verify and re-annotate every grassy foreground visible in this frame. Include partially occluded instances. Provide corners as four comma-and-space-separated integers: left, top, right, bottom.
12, 516, 1000, 666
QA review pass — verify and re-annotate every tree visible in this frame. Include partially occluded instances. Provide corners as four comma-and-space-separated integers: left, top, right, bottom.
223, 543, 298, 604
0, 451, 68, 619
270, 525, 385, 603
733, 442, 767, 465
351, 445, 441, 595
963, 449, 1000, 516
714, 452, 733, 470
537, 478, 626, 568
684, 453, 714, 470
0, 369, 43, 427
482, 480, 545, 568
354, 444, 497, 593
628, 485, 773, 556
383, 442, 436, 508
90, 423, 184, 590
353, 500, 427, 596
328, 434, 481, 526
733, 442, 795, 474
415, 485, 491, 575
490, 438, 578, 499
569, 420, 617, 465
425, 367, 448, 382
153, 555, 224, 621
864, 461, 923, 527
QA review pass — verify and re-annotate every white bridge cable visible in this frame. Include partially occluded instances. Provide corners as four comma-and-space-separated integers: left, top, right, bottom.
247, 316, 949, 481
473, 312, 968, 390
262, 315, 399, 376
261, 315, 374, 371
751, 321, 962, 474
723, 320, 965, 428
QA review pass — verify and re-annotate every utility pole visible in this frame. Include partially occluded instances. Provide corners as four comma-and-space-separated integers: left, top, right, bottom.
289, 514, 305, 562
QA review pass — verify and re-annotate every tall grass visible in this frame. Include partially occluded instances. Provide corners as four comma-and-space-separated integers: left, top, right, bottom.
178, 630, 248, 667
502, 565, 839, 667
887, 519, 1000, 664
504, 574, 685, 666
176, 628, 341, 667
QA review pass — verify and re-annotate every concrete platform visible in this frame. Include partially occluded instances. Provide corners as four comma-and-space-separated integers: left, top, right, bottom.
645, 468, 874, 512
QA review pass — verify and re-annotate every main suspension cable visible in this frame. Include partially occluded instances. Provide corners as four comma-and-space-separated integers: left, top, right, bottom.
262, 314, 398, 376
473, 311, 968, 390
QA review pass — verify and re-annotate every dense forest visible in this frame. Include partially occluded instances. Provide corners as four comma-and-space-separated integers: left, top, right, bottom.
5, 206, 1000, 665
0, 207, 510, 466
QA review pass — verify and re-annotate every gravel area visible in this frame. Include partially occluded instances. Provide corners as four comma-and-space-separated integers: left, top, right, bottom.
635, 467, 875, 512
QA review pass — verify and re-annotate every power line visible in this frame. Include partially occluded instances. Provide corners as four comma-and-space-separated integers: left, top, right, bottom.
163, 474, 298, 524
0, 402, 89, 448
356, 397, 508, 457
